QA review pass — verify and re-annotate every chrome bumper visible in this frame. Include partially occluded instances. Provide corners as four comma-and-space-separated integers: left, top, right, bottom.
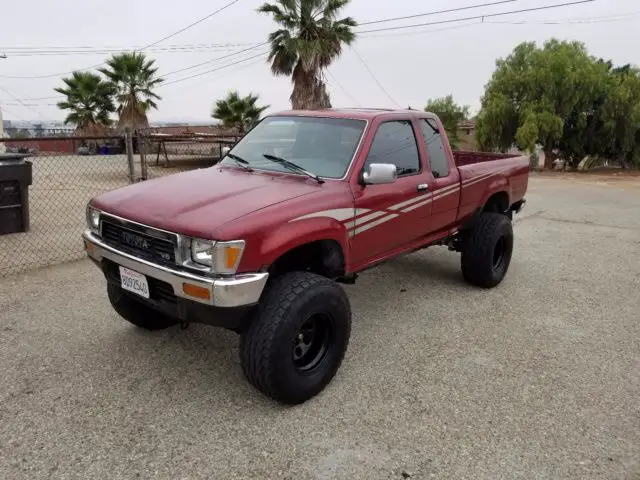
82, 230, 268, 308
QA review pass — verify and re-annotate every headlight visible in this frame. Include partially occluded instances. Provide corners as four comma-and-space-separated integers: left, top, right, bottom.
190, 239, 245, 275
86, 205, 100, 233
191, 239, 215, 266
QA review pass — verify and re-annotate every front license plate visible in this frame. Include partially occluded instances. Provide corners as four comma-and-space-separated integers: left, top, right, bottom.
119, 266, 150, 299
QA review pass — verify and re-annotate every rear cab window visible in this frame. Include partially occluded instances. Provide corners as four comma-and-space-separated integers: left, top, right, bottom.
419, 118, 449, 178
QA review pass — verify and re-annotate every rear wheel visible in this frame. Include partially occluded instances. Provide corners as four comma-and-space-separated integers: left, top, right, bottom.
107, 283, 178, 330
240, 271, 351, 405
461, 212, 514, 288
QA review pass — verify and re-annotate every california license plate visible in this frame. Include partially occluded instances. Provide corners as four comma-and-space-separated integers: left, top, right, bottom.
119, 266, 150, 299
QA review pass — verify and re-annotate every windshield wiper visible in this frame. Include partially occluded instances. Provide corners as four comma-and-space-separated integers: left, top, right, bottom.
262, 154, 325, 184
226, 153, 253, 172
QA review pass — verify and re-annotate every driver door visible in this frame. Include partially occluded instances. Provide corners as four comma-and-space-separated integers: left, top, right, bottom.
350, 119, 433, 267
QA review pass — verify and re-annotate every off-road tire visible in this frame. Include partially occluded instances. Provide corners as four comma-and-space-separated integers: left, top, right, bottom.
107, 283, 178, 330
240, 271, 352, 405
461, 212, 514, 288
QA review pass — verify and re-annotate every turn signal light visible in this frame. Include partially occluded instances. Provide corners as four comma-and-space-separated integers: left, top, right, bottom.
224, 246, 242, 270
182, 283, 211, 301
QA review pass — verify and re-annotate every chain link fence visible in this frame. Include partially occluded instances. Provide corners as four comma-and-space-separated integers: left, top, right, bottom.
0, 134, 131, 276
138, 132, 238, 180
0, 129, 241, 277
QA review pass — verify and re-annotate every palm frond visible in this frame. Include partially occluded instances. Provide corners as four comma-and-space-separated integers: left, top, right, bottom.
212, 90, 269, 132
259, 0, 357, 109
100, 51, 164, 130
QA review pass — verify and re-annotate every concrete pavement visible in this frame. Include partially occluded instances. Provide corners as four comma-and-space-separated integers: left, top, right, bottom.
1, 175, 639, 479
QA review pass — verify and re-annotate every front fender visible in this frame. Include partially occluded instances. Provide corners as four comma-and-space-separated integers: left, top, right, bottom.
241, 218, 351, 272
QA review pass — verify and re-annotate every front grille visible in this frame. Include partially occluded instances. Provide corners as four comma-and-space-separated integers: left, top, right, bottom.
101, 220, 176, 266
104, 260, 177, 305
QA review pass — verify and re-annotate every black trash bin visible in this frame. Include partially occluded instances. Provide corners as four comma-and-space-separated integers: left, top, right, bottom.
0, 153, 33, 235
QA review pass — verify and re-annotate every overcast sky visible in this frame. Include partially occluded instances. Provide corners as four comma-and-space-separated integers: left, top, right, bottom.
1, 0, 638, 123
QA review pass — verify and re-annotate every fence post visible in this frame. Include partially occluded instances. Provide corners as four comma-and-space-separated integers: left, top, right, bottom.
139, 135, 148, 181
124, 127, 136, 183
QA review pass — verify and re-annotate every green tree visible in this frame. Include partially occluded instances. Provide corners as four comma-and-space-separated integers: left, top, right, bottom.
597, 66, 640, 168
258, 0, 357, 110
98, 52, 163, 130
212, 91, 269, 133
425, 95, 470, 149
476, 39, 611, 168
54, 71, 116, 134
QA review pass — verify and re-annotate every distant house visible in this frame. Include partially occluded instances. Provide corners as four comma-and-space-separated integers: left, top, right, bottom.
456, 119, 477, 151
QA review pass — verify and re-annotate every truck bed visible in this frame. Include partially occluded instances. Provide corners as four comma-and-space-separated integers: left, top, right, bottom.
453, 150, 522, 167
453, 151, 530, 223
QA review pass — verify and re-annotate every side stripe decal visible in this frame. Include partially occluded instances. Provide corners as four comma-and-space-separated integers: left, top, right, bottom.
351, 213, 399, 235
288, 168, 508, 236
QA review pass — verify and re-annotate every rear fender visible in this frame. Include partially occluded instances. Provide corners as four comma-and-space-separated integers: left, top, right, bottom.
479, 176, 511, 212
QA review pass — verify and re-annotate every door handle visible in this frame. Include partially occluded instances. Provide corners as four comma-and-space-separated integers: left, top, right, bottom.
417, 183, 429, 192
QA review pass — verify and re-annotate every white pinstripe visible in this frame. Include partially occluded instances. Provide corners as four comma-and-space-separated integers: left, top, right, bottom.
288, 169, 509, 236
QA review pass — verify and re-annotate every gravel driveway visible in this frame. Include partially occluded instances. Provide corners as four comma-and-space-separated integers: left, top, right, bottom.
1, 175, 639, 480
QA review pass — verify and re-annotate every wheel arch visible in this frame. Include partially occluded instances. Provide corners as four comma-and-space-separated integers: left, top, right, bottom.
267, 238, 347, 280
483, 190, 510, 214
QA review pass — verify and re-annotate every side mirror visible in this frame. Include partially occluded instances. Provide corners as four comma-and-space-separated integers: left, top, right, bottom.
362, 163, 397, 185
221, 146, 231, 156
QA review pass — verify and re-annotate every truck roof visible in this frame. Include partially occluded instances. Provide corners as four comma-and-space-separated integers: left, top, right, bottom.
270, 108, 429, 121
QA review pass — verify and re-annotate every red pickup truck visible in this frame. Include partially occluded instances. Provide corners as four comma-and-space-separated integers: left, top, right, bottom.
83, 108, 529, 404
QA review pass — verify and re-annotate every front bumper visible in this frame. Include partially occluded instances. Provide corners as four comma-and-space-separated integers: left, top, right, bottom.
82, 230, 268, 308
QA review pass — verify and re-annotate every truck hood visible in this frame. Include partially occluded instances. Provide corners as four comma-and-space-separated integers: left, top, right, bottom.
91, 166, 320, 238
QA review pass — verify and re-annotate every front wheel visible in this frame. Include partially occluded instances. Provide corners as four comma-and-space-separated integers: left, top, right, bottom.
461, 212, 514, 288
240, 271, 352, 405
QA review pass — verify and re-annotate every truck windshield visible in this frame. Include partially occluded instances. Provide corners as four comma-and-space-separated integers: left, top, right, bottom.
221, 116, 367, 179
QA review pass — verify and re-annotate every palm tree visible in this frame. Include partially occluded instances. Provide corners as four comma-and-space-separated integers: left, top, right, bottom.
55, 71, 115, 135
98, 52, 163, 131
212, 91, 269, 134
258, 0, 356, 110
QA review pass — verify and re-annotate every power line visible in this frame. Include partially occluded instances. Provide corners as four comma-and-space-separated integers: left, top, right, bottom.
161, 42, 268, 77
0, 42, 257, 51
359, 22, 481, 40
160, 50, 269, 87
0, 104, 26, 120
161, 55, 268, 95
326, 70, 361, 107
0, 0, 244, 79
0, 47, 271, 103
359, 0, 520, 26
139, 0, 243, 51
355, 0, 596, 34
351, 47, 401, 108
485, 12, 640, 24
0, 86, 44, 117
2, 45, 259, 57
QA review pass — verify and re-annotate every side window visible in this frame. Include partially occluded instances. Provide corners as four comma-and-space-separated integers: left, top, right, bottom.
419, 119, 449, 178
365, 120, 420, 176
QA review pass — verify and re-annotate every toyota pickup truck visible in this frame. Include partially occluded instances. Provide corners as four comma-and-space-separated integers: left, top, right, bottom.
82, 108, 529, 405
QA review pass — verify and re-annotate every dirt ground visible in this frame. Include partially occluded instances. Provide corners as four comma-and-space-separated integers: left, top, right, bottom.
1, 175, 639, 479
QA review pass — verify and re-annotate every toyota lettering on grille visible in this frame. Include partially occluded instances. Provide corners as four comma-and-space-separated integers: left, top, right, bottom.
121, 231, 150, 250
